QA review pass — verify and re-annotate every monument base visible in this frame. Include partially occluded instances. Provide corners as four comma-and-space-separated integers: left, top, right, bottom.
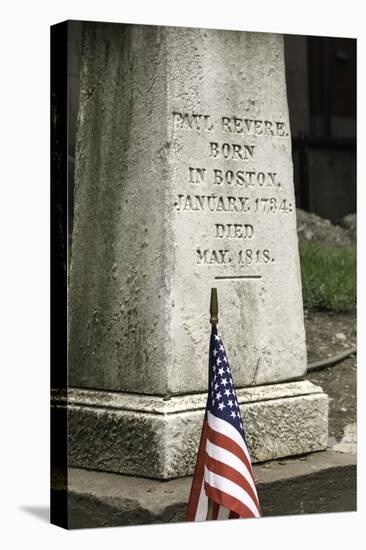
52, 380, 328, 479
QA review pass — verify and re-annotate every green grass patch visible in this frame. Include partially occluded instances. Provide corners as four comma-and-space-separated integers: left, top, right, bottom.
299, 242, 356, 312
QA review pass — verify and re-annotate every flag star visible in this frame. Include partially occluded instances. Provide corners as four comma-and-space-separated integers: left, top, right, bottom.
224, 389, 231, 397
218, 367, 225, 376
236, 411, 241, 417
213, 349, 217, 357
216, 391, 222, 400
216, 357, 222, 366
230, 411, 236, 418
219, 344, 224, 351
214, 383, 219, 391
221, 378, 228, 387
214, 334, 220, 342
223, 356, 228, 363
218, 402, 226, 411
228, 400, 234, 408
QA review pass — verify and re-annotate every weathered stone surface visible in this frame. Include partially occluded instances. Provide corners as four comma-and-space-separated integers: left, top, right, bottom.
257, 450, 356, 517
51, 451, 356, 528
69, 23, 171, 395
332, 423, 356, 454
52, 380, 328, 479
69, 23, 306, 395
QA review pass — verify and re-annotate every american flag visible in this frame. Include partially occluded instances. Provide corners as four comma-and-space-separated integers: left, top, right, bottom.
186, 325, 261, 521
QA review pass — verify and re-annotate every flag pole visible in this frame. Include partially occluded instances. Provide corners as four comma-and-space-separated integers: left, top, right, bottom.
206, 497, 214, 520
210, 287, 218, 326
206, 288, 218, 520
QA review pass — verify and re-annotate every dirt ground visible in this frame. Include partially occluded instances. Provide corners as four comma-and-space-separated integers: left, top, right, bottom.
297, 208, 356, 246
304, 311, 357, 443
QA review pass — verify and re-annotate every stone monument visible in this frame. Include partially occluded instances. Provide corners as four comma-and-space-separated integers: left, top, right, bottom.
55, 22, 328, 479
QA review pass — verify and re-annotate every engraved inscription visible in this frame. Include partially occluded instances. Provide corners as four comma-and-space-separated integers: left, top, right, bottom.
196, 248, 275, 266
172, 110, 293, 272
173, 112, 214, 132
215, 224, 254, 239
209, 142, 255, 161
189, 167, 206, 184
172, 112, 289, 137
212, 170, 281, 188
221, 116, 288, 137
173, 195, 292, 214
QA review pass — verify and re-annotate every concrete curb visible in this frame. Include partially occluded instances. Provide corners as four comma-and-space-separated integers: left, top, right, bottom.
51, 449, 356, 529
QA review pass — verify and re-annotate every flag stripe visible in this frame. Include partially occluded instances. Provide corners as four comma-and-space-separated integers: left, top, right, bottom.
204, 481, 257, 519
207, 411, 251, 464
204, 467, 260, 517
207, 424, 256, 482
205, 452, 260, 512
195, 477, 208, 520
206, 438, 258, 500
185, 420, 209, 521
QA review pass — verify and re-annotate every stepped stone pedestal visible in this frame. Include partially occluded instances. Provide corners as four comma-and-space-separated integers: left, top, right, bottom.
53, 381, 327, 479
62, 22, 328, 479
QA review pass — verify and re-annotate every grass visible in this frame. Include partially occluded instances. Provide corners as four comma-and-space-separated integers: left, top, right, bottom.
299, 242, 356, 312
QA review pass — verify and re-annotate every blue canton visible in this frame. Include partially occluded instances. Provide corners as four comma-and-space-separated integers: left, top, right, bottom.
208, 326, 247, 443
